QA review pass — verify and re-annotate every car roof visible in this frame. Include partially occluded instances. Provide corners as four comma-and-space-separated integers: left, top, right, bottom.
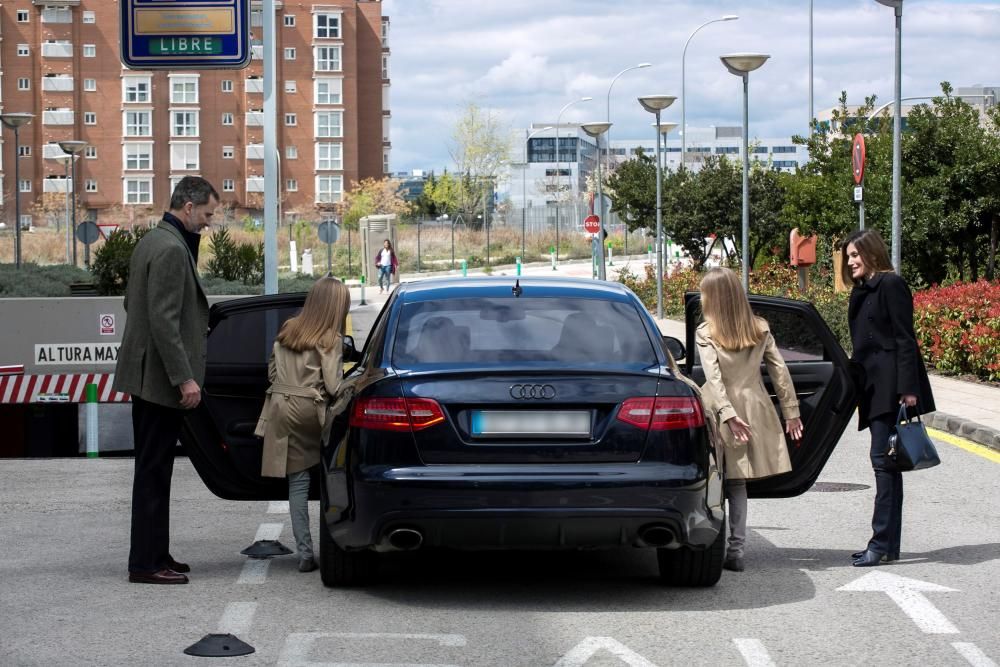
392, 277, 637, 303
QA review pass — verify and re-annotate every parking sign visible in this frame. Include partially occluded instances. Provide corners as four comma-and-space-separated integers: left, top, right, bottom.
120, 0, 251, 70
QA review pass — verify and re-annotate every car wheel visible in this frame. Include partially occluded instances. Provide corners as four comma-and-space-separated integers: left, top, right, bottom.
656, 523, 725, 587
319, 521, 375, 587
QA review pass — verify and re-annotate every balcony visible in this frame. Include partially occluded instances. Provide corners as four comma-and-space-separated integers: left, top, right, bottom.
246, 144, 264, 160
246, 112, 264, 127
43, 177, 71, 193
42, 76, 74, 92
41, 7, 72, 22
43, 144, 69, 159
42, 109, 74, 125
251, 45, 263, 60
41, 41, 73, 58
246, 177, 265, 192
245, 78, 264, 94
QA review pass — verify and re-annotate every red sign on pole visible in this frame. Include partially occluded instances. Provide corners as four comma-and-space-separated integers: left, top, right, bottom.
583, 214, 600, 234
852, 133, 866, 185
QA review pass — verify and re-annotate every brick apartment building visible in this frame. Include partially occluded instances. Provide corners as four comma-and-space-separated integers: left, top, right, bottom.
0, 0, 390, 229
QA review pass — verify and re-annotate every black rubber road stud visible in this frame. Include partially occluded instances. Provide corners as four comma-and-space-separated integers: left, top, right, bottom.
183, 634, 255, 657
240, 539, 293, 558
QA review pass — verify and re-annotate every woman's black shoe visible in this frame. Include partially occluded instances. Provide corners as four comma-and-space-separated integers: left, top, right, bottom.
850, 550, 898, 562
852, 549, 887, 567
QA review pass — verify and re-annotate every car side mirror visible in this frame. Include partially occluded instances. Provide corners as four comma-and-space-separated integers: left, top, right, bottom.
343, 335, 363, 363
663, 336, 685, 361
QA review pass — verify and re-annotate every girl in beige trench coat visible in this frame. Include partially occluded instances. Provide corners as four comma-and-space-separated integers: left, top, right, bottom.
255, 277, 351, 572
696, 268, 804, 573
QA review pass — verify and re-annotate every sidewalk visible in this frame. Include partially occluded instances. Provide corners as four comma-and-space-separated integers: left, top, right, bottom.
345, 256, 1000, 452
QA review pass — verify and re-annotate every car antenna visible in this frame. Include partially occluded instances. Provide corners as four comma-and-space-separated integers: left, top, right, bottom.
512, 279, 522, 297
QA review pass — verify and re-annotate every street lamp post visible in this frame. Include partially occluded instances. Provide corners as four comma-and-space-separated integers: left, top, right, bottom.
638, 96, 677, 319
522, 126, 554, 262
1, 113, 35, 269
58, 140, 89, 268
721, 53, 770, 291
54, 155, 76, 264
580, 122, 612, 280
555, 97, 591, 264
809, 0, 814, 136
875, 0, 903, 273
682, 16, 738, 168
605, 63, 651, 172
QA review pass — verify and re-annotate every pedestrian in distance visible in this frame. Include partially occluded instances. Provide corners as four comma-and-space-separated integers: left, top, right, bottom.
842, 229, 935, 567
374, 238, 398, 294
113, 176, 219, 585
695, 267, 804, 573
255, 276, 352, 572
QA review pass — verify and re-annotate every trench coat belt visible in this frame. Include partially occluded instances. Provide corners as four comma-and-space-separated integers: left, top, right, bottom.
266, 382, 325, 402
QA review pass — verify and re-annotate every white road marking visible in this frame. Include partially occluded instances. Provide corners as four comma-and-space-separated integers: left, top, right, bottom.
268, 501, 290, 514
953, 643, 998, 667
553, 636, 657, 667
217, 601, 258, 636
276, 632, 466, 667
256, 522, 285, 541
838, 571, 960, 634
733, 639, 777, 667
237, 558, 272, 585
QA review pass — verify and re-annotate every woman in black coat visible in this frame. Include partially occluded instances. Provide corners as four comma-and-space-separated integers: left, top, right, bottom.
842, 229, 935, 567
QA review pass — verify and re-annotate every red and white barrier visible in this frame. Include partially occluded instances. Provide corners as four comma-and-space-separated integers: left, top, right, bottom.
0, 373, 130, 404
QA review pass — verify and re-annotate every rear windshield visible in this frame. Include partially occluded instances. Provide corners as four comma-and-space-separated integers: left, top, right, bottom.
392, 297, 657, 367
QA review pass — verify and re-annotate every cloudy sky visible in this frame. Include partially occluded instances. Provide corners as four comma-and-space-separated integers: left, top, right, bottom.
380, 0, 1000, 174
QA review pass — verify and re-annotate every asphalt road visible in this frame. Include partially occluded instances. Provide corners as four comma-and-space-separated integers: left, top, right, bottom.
2, 421, 998, 666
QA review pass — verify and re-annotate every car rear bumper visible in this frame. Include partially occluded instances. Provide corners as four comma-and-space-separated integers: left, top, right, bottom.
324, 462, 723, 551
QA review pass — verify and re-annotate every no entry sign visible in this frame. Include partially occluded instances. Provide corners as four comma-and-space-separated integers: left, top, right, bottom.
852, 133, 866, 185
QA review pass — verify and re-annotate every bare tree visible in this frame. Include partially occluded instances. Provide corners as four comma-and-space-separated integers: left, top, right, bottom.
448, 103, 512, 222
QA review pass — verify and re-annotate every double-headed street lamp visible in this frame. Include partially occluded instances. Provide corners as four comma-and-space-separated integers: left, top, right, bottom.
682, 16, 738, 168
638, 96, 677, 319
1, 113, 35, 268
721, 53, 770, 291
53, 154, 77, 264
58, 140, 89, 267
555, 97, 592, 264
521, 125, 554, 261
579, 121, 612, 280
605, 63, 651, 171
875, 0, 903, 273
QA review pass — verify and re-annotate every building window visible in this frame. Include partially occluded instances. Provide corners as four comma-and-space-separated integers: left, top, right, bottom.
316, 175, 343, 203
284, 14, 296, 27
315, 143, 342, 170
85, 146, 97, 159
315, 111, 343, 138
17, 78, 30, 91
85, 179, 98, 193
83, 45, 96, 58
124, 179, 153, 204
17, 44, 30, 57
314, 13, 341, 38
715, 146, 739, 155
170, 76, 199, 104
285, 81, 297, 94
18, 146, 31, 157
285, 113, 297, 126
222, 146, 234, 159
19, 180, 32, 193
84, 79, 97, 92
284, 47, 296, 60
17, 9, 29, 22
772, 146, 797, 154
124, 110, 152, 137
251, 10, 262, 27
315, 78, 342, 105
170, 143, 200, 171
222, 179, 235, 192
286, 146, 298, 159
221, 112, 234, 125
382, 55, 389, 80
123, 76, 151, 103
314, 46, 341, 72
84, 112, 97, 125
83, 11, 96, 24
286, 179, 298, 191
221, 79, 233, 93
20, 215, 33, 230
171, 111, 199, 137
123, 143, 153, 170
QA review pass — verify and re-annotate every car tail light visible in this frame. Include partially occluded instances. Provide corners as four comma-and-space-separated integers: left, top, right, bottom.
349, 397, 445, 432
617, 397, 704, 431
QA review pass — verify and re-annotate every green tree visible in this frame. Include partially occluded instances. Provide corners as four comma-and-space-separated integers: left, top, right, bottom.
605, 150, 656, 233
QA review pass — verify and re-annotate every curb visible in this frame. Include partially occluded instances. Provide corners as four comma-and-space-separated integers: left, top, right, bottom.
926, 412, 1000, 453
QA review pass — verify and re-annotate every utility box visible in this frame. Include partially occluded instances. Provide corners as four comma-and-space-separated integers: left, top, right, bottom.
360, 214, 398, 286
789, 229, 817, 267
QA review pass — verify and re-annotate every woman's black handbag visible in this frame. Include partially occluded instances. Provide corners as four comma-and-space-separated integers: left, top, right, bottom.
887, 404, 941, 471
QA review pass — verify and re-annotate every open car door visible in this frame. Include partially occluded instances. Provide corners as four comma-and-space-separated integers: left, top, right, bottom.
683, 293, 860, 498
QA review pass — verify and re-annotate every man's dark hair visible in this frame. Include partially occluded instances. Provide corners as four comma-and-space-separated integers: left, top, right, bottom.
169, 176, 219, 210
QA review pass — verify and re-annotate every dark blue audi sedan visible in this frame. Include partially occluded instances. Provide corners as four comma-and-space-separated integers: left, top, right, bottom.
184, 277, 858, 588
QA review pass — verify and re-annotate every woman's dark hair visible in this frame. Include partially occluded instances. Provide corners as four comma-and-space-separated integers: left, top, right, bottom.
840, 229, 893, 284
382, 238, 393, 251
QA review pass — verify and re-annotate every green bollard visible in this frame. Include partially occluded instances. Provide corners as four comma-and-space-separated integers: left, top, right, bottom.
461, 259, 467, 277
550, 246, 556, 271
359, 275, 366, 306
85, 383, 98, 458
516, 256, 522, 276
608, 243, 614, 266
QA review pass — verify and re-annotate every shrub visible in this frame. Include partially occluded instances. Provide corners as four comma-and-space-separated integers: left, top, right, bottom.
0, 263, 91, 297
90, 226, 149, 296
206, 228, 264, 285
914, 280, 1000, 381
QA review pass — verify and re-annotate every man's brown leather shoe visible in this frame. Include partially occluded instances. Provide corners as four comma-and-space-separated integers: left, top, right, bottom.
128, 569, 189, 585
165, 557, 190, 573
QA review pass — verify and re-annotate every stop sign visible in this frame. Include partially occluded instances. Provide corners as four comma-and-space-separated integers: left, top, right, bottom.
584, 214, 600, 234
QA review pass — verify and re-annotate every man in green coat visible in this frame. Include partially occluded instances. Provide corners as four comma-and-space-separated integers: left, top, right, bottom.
113, 176, 218, 585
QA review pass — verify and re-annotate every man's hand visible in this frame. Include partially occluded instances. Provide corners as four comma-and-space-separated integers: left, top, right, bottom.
725, 416, 752, 443
179, 380, 202, 409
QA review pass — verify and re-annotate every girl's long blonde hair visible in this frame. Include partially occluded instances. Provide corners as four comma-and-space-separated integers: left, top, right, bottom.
699, 267, 766, 351
276, 276, 350, 352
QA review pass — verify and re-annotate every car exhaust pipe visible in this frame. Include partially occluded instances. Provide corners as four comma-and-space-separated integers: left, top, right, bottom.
639, 524, 677, 548
386, 528, 423, 551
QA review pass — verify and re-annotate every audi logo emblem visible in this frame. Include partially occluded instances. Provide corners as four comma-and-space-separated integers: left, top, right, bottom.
510, 384, 556, 400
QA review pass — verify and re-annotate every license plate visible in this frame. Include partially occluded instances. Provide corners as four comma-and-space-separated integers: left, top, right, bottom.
471, 410, 591, 438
